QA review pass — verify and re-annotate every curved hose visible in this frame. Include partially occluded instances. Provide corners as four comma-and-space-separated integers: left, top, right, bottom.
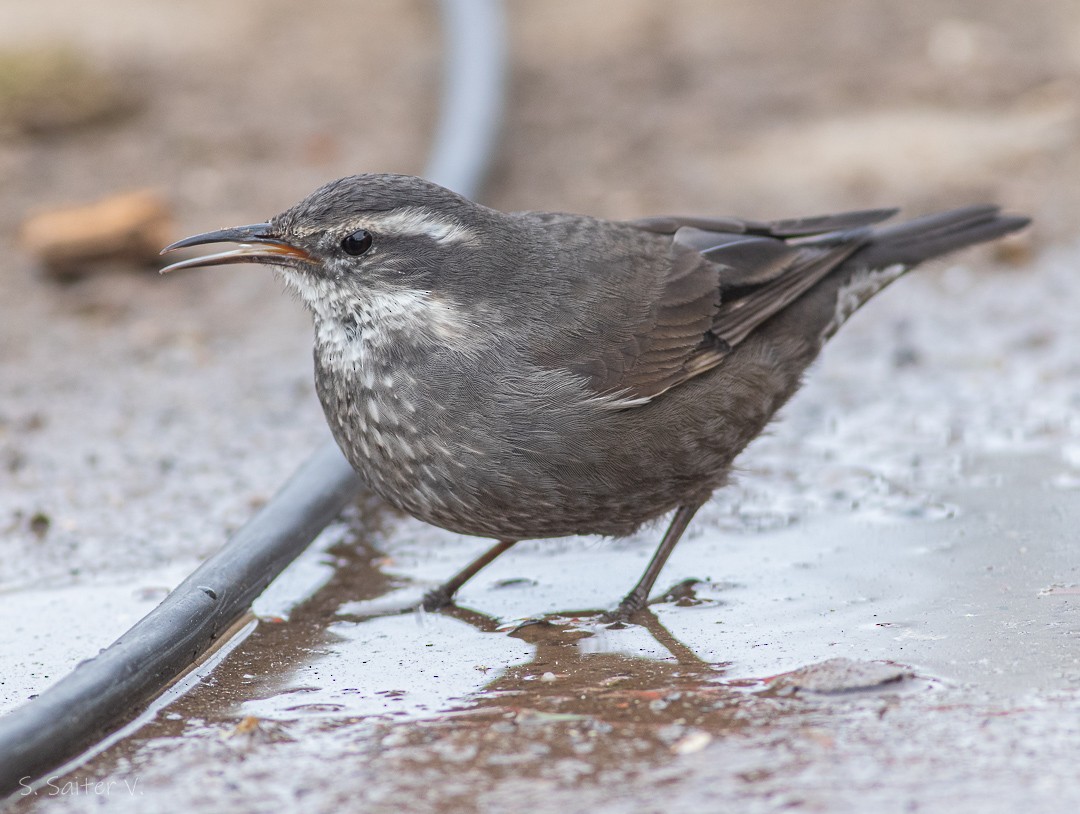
0, 0, 506, 797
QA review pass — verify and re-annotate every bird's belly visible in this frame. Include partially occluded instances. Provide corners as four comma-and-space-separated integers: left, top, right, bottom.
315, 355, 739, 541
322, 396, 707, 541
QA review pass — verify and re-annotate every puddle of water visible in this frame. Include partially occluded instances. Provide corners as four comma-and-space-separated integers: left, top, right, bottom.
239, 613, 534, 721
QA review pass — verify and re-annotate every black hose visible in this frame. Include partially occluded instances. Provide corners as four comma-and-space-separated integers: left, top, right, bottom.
0, 0, 506, 798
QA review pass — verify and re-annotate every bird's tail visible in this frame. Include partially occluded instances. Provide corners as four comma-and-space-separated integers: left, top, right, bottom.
815, 205, 1028, 341
850, 205, 1029, 270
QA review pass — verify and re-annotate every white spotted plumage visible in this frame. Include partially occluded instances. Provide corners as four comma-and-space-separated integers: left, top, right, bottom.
823, 263, 907, 340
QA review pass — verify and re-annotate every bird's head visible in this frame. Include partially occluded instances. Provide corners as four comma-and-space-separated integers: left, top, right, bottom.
161, 174, 504, 327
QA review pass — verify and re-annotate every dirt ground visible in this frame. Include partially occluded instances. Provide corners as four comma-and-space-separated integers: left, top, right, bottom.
2, 1, 1079, 812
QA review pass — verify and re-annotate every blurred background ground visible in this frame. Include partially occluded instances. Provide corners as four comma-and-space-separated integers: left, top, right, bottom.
1, 1, 1079, 812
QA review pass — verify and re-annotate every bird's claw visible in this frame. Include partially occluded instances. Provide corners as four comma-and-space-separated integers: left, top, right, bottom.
420, 586, 455, 612
599, 600, 644, 627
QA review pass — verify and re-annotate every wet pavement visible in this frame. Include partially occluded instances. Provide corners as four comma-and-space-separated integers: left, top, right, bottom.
6, 454, 1080, 814
3, 1, 1080, 811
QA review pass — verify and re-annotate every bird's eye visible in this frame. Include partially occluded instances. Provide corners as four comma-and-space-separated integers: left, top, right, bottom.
341, 229, 373, 256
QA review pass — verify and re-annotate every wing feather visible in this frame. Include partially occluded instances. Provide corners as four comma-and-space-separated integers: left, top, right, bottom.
545, 209, 893, 407
540, 206, 894, 405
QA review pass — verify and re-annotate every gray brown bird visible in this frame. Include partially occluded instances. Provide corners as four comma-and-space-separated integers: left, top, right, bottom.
162, 174, 1028, 622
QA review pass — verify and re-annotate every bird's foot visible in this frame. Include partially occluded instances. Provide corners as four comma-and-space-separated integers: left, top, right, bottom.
420, 585, 456, 612
599, 590, 649, 627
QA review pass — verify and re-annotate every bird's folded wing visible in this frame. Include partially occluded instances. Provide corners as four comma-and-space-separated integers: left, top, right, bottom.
574, 209, 893, 407
570, 243, 721, 405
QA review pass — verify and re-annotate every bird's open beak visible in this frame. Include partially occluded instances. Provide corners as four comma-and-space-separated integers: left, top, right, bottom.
159, 223, 313, 274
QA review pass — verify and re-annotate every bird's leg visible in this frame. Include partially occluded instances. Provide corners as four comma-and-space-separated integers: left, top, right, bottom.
603, 502, 704, 625
422, 539, 518, 611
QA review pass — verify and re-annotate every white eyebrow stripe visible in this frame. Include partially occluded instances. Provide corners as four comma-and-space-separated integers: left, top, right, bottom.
359, 208, 478, 245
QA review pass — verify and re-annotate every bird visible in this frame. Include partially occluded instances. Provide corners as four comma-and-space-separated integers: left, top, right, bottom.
161, 173, 1028, 623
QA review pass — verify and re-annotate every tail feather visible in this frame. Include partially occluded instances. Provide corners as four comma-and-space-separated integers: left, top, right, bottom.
752, 204, 1030, 352
853, 205, 1030, 269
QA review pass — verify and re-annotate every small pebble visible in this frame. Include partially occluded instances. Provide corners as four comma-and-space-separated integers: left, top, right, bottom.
671, 730, 713, 755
